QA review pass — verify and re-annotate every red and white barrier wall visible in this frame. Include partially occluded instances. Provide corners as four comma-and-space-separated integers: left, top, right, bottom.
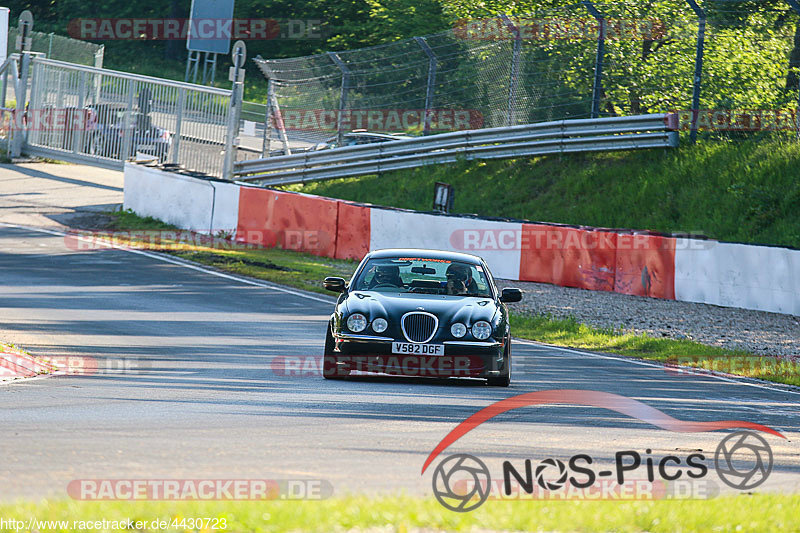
123, 163, 799, 316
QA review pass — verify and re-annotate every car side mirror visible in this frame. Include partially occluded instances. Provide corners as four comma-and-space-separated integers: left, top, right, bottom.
500, 288, 522, 303
323, 277, 347, 293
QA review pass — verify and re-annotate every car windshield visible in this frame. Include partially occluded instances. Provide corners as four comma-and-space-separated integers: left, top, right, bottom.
352, 256, 492, 297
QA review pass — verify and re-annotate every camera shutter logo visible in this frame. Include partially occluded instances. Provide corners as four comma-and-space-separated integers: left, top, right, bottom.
432, 454, 491, 512
714, 431, 773, 490
535, 458, 568, 490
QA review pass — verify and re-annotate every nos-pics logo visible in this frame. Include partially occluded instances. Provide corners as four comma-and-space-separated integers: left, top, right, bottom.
422, 390, 783, 512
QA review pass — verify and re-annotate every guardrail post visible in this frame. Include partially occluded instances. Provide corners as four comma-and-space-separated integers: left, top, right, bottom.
171, 88, 185, 165
785, 0, 800, 138
582, 1, 605, 119
327, 52, 350, 147
414, 37, 437, 135
223, 41, 246, 180
686, 0, 706, 144
500, 15, 521, 127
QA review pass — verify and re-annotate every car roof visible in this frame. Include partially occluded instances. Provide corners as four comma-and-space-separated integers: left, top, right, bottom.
366, 248, 484, 265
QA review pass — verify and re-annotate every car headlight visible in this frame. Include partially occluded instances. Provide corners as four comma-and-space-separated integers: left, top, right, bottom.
471, 321, 492, 340
450, 323, 467, 338
347, 313, 367, 333
372, 318, 388, 333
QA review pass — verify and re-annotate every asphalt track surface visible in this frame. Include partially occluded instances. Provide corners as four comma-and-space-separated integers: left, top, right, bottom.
0, 171, 799, 503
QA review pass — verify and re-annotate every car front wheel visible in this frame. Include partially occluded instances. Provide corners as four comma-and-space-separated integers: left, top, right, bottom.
487, 340, 511, 387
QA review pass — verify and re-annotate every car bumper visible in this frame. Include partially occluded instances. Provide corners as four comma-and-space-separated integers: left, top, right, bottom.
330, 333, 506, 378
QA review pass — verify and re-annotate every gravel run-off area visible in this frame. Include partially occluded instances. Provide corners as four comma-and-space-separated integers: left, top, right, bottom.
503, 280, 800, 358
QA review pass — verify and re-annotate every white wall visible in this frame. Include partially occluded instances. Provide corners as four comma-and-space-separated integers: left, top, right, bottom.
123, 163, 240, 235
369, 208, 523, 280
675, 238, 799, 316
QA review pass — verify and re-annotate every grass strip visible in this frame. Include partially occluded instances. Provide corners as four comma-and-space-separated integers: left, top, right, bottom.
1, 493, 799, 532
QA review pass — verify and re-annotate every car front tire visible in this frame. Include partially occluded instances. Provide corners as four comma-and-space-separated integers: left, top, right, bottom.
487, 340, 511, 387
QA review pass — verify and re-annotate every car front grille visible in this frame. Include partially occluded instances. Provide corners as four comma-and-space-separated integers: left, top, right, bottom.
401, 312, 438, 343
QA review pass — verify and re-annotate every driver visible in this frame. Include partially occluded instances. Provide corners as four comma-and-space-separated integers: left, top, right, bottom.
368, 265, 403, 289
445, 263, 476, 295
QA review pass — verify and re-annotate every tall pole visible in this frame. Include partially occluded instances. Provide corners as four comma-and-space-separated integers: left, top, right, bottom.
223, 41, 246, 180
262, 77, 274, 157
785, 0, 800, 137
414, 37, 437, 135
686, 0, 706, 144
12, 10, 33, 158
327, 52, 350, 147
583, 1, 605, 119
500, 15, 521, 127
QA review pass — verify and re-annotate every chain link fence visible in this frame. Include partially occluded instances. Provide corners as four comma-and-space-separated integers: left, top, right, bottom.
254, 1, 800, 151
7, 27, 104, 67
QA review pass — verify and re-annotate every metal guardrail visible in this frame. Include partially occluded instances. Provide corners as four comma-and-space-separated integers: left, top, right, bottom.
234, 114, 679, 186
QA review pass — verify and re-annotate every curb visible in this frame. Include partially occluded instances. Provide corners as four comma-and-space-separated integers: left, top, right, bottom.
0, 345, 58, 381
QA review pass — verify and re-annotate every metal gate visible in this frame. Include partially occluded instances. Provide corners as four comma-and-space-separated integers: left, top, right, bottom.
24, 57, 231, 176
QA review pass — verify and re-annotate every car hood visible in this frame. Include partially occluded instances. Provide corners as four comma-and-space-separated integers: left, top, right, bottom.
343, 291, 498, 325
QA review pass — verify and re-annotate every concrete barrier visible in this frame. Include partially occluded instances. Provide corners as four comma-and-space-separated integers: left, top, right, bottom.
675, 238, 799, 315
123, 163, 239, 235
123, 163, 799, 316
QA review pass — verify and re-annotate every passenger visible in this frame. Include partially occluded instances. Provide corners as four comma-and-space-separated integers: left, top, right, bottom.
445, 263, 477, 295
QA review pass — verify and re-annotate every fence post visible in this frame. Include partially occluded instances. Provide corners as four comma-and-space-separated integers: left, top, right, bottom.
262, 77, 274, 157
120, 81, 136, 161
223, 41, 246, 180
500, 15, 521, 127
1, 68, 8, 108
327, 52, 350, 146
73, 70, 86, 154
12, 11, 34, 158
582, 1, 605, 119
414, 37, 437, 135
94, 45, 105, 69
785, 0, 800, 137
686, 0, 706, 144
171, 88, 185, 165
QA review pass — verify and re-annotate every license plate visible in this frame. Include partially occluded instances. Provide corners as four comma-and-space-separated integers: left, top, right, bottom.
392, 342, 444, 355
